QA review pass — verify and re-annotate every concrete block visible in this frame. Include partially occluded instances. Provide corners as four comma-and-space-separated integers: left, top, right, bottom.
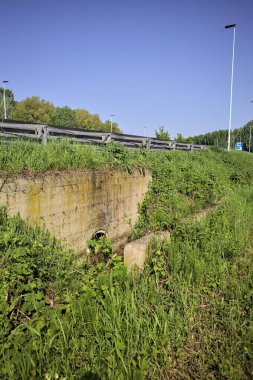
124, 231, 170, 271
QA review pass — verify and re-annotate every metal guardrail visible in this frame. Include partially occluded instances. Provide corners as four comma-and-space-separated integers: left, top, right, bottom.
0, 121, 205, 151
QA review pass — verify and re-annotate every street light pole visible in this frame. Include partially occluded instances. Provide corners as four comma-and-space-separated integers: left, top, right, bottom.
110, 114, 114, 133
2, 80, 9, 119
225, 24, 236, 152
250, 101, 253, 153
249, 125, 252, 153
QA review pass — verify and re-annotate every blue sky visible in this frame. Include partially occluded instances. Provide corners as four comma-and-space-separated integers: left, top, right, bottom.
1, 0, 253, 137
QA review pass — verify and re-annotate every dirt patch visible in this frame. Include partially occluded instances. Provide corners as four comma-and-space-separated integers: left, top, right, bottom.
183, 204, 219, 223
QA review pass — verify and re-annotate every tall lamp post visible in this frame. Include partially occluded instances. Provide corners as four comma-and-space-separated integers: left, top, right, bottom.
2, 80, 9, 119
110, 114, 114, 133
225, 24, 236, 151
249, 101, 253, 153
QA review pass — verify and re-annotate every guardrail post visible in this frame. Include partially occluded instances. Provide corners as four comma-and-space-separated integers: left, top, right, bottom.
35, 126, 42, 140
102, 134, 111, 143
42, 126, 48, 144
141, 138, 148, 150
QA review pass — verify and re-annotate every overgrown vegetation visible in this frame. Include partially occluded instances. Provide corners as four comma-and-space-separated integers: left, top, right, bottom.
0, 145, 253, 379
0, 140, 150, 174
155, 126, 170, 140
134, 148, 253, 236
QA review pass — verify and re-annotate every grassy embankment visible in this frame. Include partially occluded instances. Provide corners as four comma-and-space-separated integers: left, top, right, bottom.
0, 140, 253, 379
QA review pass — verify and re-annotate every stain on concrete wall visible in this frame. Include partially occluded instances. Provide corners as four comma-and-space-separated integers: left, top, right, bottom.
0, 169, 151, 252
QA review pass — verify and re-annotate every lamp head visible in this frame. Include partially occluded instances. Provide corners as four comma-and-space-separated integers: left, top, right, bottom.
225, 24, 236, 29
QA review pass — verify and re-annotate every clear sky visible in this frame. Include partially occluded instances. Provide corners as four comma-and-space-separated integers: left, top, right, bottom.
1, 0, 253, 137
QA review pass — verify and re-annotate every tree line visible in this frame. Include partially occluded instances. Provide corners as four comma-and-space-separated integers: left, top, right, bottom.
155, 123, 253, 150
185, 121, 253, 151
0, 87, 121, 133
1, 87, 252, 144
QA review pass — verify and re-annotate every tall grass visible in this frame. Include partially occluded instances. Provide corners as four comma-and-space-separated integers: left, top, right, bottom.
134, 149, 253, 236
1, 144, 253, 378
1, 139, 253, 180
1, 185, 253, 379
0, 139, 151, 174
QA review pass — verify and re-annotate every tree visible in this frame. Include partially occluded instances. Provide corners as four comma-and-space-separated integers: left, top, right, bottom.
175, 133, 184, 142
188, 129, 228, 148
74, 109, 103, 130
74, 109, 122, 133
103, 120, 122, 133
235, 121, 253, 151
12, 96, 54, 124
10, 94, 123, 133
155, 126, 170, 140
50, 106, 77, 128
0, 87, 16, 119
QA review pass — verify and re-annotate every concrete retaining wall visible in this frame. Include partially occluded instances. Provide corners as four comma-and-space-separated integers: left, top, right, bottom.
0, 169, 151, 252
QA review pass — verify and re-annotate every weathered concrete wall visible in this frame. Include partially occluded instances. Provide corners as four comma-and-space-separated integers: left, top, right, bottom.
0, 169, 151, 252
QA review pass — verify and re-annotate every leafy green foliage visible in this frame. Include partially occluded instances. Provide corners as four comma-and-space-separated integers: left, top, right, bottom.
1, 149, 253, 379
87, 236, 113, 264
134, 149, 253, 236
50, 106, 78, 128
1, 184, 253, 379
12, 96, 54, 124
9, 91, 122, 132
75, 108, 103, 130
175, 132, 184, 142
103, 119, 121, 133
155, 126, 170, 140
0, 208, 75, 333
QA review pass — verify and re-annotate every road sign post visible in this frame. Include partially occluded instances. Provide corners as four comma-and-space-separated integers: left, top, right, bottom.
235, 142, 243, 151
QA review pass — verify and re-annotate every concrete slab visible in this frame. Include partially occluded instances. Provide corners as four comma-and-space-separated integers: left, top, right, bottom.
124, 231, 170, 271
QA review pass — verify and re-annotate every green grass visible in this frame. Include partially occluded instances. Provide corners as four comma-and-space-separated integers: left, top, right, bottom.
1, 186, 253, 379
0, 139, 253, 180
0, 143, 253, 379
133, 148, 253, 236
148, 186, 253, 378
0, 188, 253, 379
0, 139, 152, 174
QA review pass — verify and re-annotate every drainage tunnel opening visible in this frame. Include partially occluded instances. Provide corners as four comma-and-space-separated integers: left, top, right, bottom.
87, 230, 111, 264
92, 229, 107, 241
